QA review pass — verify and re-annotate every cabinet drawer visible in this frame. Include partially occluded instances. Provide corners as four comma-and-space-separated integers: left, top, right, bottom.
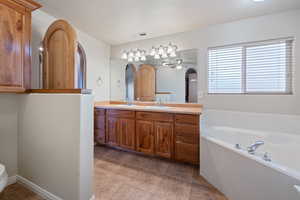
94, 108, 106, 116
175, 141, 199, 165
175, 114, 199, 125
175, 134, 199, 144
175, 124, 198, 135
107, 109, 135, 119
136, 112, 173, 122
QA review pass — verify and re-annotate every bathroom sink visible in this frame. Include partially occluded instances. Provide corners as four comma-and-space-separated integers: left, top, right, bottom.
112, 104, 171, 110
143, 105, 171, 110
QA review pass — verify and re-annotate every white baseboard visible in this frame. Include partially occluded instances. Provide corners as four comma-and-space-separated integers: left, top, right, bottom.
16, 175, 63, 200
7, 175, 17, 185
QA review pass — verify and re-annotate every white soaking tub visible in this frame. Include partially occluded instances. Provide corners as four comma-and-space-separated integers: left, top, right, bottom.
200, 110, 300, 200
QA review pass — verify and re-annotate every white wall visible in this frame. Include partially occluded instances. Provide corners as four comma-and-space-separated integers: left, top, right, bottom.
0, 95, 18, 177
31, 10, 111, 101
111, 9, 300, 115
1, 7, 109, 191
156, 67, 186, 102
110, 59, 127, 101
18, 94, 94, 200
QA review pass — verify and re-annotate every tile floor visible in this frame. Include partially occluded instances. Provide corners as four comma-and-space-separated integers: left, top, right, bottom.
94, 146, 227, 200
0, 146, 228, 200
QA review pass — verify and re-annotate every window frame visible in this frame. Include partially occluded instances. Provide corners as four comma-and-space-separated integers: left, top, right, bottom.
207, 37, 294, 95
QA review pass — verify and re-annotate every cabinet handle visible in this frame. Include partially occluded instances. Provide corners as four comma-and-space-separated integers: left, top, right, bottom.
16, 20, 23, 31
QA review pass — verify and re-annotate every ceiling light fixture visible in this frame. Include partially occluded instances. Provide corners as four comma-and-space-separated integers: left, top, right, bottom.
121, 49, 147, 62
253, 0, 264, 2
149, 43, 178, 60
161, 59, 184, 70
121, 42, 178, 63
139, 32, 147, 37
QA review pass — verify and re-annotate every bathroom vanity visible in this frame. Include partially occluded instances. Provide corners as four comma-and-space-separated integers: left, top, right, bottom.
94, 102, 202, 165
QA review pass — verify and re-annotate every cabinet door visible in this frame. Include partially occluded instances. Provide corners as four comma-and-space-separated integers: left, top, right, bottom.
155, 122, 173, 158
43, 20, 77, 89
136, 120, 154, 155
106, 117, 119, 146
0, 3, 24, 91
175, 141, 199, 165
119, 119, 135, 150
135, 65, 156, 101
94, 109, 105, 144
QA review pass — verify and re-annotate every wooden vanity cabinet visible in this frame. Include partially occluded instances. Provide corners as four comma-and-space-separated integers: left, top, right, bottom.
0, 0, 41, 93
136, 120, 155, 155
136, 112, 173, 159
94, 108, 106, 144
94, 108, 200, 165
174, 114, 200, 165
106, 110, 136, 150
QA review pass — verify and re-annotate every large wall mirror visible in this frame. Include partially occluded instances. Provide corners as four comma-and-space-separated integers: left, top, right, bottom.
110, 49, 198, 103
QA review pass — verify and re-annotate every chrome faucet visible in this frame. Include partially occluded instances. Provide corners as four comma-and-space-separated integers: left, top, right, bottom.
247, 141, 264, 154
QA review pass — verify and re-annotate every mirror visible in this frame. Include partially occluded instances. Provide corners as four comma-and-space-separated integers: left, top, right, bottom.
125, 64, 136, 101
110, 49, 198, 103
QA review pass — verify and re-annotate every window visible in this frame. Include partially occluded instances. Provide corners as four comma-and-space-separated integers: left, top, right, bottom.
208, 38, 293, 94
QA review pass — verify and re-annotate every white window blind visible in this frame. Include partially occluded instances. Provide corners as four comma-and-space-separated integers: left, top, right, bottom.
208, 38, 293, 94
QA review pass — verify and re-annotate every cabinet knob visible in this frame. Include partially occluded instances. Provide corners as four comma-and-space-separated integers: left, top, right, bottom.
16, 20, 23, 31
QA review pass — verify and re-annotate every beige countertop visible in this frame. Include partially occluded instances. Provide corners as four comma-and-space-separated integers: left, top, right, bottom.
94, 101, 202, 115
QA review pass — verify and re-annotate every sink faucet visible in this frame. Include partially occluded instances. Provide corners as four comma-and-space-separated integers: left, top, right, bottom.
155, 97, 163, 106
247, 141, 264, 154
126, 97, 133, 106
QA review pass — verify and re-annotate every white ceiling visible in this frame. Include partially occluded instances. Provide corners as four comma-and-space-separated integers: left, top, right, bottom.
36, 0, 300, 45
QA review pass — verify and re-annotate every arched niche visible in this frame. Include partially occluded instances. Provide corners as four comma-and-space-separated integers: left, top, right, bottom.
185, 68, 198, 103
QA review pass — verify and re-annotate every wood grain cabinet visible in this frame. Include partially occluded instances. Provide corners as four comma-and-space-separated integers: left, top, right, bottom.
105, 110, 136, 150
174, 114, 200, 165
136, 112, 173, 159
136, 120, 155, 155
119, 118, 135, 150
0, 0, 41, 93
94, 108, 200, 165
94, 108, 105, 144
154, 121, 173, 159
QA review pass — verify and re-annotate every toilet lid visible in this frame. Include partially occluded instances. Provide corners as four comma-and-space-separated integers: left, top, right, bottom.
0, 164, 5, 175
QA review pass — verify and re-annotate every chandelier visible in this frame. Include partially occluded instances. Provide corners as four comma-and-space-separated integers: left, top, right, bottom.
161, 58, 183, 70
121, 49, 147, 62
149, 43, 178, 59
121, 43, 179, 62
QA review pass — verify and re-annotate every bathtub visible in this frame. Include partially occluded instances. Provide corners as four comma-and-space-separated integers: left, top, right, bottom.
200, 110, 300, 200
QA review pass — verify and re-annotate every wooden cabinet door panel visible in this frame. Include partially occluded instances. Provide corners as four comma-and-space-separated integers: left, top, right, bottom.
119, 119, 135, 150
155, 122, 173, 159
136, 65, 156, 101
43, 20, 77, 89
95, 129, 105, 144
94, 108, 105, 144
175, 141, 199, 165
0, 3, 23, 88
136, 120, 154, 155
94, 114, 105, 129
106, 117, 119, 146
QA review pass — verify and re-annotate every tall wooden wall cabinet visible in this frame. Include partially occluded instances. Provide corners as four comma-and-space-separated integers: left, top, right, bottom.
0, 0, 41, 93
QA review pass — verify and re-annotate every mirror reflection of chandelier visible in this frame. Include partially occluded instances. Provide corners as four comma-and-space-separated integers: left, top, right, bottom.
121, 43, 179, 62
150, 43, 178, 59
161, 58, 183, 70
121, 49, 147, 62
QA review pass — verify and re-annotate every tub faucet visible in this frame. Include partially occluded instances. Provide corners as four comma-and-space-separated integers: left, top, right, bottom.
247, 141, 264, 154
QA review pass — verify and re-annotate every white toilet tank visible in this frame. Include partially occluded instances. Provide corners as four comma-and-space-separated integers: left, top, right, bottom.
0, 164, 8, 193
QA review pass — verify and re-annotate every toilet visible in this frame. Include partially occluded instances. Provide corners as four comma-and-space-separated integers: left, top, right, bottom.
0, 164, 8, 193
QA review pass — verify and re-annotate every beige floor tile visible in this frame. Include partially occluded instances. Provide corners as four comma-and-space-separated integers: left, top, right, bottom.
2, 146, 228, 200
